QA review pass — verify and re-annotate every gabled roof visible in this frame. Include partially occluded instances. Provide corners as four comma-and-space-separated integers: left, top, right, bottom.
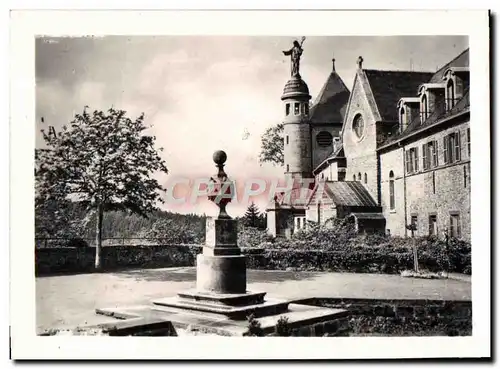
363, 69, 434, 122
309, 70, 350, 124
308, 181, 378, 207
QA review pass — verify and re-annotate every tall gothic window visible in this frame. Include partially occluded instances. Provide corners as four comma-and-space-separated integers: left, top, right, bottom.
446, 79, 455, 110
420, 94, 428, 122
389, 171, 395, 210
399, 107, 406, 131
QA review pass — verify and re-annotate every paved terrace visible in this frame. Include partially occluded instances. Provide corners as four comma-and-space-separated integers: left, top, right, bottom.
36, 267, 471, 334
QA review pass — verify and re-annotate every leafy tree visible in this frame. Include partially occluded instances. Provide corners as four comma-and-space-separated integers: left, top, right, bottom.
35, 107, 168, 268
259, 123, 284, 166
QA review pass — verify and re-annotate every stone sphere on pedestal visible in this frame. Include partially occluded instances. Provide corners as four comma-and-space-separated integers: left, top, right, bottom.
213, 150, 227, 165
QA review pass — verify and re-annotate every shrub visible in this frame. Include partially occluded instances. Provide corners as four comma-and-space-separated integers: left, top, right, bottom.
238, 227, 274, 248
245, 314, 264, 336
274, 316, 291, 337
252, 232, 471, 275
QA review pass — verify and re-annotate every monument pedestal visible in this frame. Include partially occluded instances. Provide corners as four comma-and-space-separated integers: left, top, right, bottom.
152, 216, 290, 320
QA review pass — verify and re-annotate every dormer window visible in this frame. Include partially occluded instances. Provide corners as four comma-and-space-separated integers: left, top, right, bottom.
446, 79, 456, 110
420, 94, 428, 123
443, 67, 470, 109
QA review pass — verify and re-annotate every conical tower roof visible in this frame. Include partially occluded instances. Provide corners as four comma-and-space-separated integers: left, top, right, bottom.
309, 59, 350, 124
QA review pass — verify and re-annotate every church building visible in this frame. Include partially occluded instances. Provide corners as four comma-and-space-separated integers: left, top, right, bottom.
266, 47, 470, 241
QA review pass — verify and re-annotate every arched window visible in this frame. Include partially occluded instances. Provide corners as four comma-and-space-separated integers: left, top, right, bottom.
364, 173, 368, 184
389, 171, 395, 210
285, 103, 290, 116
399, 107, 406, 131
358, 173, 361, 181
352, 114, 365, 139
286, 164, 289, 172
446, 79, 455, 110
286, 135, 289, 145
353, 174, 356, 181
420, 94, 428, 122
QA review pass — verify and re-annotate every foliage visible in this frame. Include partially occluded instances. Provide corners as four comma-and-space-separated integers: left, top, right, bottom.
274, 316, 291, 337
253, 227, 471, 274
259, 123, 284, 167
238, 227, 274, 248
35, 107, 168, 267
35, 198, 88, 239
347, 315, 471, 337
137, 218, 202, 244
245, 314, 264, 336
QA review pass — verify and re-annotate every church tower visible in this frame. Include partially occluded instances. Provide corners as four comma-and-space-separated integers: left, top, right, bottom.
281, 75, 313, 182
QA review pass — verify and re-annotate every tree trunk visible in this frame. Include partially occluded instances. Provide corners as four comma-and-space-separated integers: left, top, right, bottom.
95, 204, 104, 269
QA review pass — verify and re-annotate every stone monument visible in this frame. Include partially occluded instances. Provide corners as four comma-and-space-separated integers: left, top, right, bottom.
153, 150, 289, 318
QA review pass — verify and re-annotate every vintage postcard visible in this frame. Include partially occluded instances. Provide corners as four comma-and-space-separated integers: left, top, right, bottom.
9, 9, 490, 360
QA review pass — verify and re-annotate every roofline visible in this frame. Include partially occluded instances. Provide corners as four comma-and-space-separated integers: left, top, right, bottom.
432, 48, 470, 80
362, 68, 434, 75
377, 108, 470, 151
361, 69, 383, 122
312, 153, 345, 175
339, 72, 359, 137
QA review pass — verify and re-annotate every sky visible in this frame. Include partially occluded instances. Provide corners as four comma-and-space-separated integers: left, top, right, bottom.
35, 35, 468, 217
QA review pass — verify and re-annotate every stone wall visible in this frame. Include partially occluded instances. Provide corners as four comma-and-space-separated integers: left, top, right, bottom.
295, 297, 472, 336
35, 243, 471, 276
35, 245, 201, 275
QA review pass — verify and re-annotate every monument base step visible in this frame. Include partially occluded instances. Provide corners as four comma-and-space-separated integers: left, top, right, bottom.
153, 294, 288, 320
95, 302, 351, 336
176, 289, 266, 307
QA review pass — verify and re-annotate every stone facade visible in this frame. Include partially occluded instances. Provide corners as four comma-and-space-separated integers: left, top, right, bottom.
379, 118, 471, 239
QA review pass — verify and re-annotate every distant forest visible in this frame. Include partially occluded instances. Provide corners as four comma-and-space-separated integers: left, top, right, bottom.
35, 200, 267, 246
35, 200, 207, 241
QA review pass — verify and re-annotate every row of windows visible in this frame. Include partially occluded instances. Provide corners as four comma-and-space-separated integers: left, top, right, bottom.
295, 216, 307, 230
405, 128, 470, 175
285, 102, 309, 116
352, 172, 368, 184
409, 212, 462, 238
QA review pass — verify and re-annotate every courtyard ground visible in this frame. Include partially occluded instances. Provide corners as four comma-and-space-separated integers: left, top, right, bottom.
36, 267, 471, 334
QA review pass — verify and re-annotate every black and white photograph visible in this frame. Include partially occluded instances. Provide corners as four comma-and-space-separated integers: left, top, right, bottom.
9, 9, 491, 360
